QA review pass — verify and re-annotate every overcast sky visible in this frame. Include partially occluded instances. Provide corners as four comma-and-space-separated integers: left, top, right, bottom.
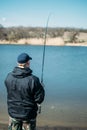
0, 0, 87, 28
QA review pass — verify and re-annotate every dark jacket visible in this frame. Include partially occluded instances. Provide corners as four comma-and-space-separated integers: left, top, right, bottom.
5, 67, 45, 121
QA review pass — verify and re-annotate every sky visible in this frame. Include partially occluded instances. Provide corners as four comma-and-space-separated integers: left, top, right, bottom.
0, 0, 87, 28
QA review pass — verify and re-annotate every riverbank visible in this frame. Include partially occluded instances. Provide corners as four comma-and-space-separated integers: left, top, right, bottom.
0, 37, 87, 46
0, 123, 87, 130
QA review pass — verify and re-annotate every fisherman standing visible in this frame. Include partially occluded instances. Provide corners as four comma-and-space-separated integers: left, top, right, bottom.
5, 53, 45, 130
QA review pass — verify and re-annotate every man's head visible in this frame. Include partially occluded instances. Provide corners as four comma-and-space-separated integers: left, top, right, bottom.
17, 53, 32, 68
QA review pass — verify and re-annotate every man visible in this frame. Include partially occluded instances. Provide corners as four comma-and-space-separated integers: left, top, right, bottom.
5, 53, 45, 130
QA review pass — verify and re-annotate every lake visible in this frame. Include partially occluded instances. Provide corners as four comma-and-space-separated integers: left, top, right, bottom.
0, 44, 87, 127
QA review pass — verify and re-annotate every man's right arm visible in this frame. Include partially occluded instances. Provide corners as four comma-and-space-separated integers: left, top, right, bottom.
33, 77, 45, 104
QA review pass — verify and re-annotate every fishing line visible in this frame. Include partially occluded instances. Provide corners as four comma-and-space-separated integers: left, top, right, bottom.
41, 13, 51, 83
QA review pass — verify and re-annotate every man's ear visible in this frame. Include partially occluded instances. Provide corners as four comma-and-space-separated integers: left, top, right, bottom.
26, 61, 30, 67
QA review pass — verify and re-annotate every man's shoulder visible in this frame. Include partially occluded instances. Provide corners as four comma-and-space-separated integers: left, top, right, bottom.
31, 75, 40, 82
5, 72, 13, 84
6, 72, 12, 78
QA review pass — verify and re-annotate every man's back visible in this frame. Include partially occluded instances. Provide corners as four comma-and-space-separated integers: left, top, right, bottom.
5, 66, 45, 121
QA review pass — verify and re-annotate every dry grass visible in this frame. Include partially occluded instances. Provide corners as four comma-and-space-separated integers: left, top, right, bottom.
0, 123, 87, 130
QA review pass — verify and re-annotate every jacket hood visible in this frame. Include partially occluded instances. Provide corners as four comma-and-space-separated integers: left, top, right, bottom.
12, 67, 32, 78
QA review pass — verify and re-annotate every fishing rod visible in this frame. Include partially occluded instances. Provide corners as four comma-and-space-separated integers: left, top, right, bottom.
41, 14, 51, 83
38, 14, 51, 114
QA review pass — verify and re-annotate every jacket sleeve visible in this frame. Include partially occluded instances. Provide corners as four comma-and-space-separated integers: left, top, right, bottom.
33, 77, 45, 104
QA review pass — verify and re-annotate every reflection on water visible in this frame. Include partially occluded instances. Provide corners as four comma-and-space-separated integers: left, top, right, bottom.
0, 45, 87, 127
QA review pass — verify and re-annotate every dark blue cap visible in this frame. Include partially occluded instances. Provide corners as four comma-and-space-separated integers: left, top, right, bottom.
17, 53, 32, 64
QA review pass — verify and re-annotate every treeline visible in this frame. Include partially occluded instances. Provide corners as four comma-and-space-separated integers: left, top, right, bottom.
0, 24, 87, 42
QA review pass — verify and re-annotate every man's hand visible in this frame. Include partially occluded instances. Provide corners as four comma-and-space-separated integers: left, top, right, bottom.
41, 82, 45, 88
37, 104, 41, 114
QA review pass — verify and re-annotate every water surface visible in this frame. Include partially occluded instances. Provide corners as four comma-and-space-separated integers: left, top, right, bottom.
0, 45, 87, 127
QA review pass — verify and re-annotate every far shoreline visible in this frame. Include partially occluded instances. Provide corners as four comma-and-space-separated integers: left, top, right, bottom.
0, 37, 87, 47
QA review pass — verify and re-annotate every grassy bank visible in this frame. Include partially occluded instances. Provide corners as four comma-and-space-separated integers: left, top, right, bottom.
0, 123, 87, 130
